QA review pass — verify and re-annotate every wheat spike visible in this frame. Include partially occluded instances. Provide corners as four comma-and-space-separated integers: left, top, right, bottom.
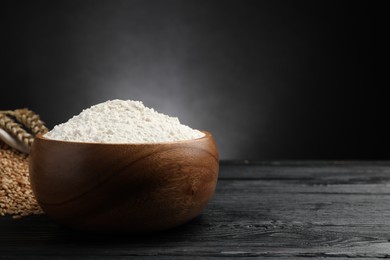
0, 113, 34, 147
13, 109, 48, 135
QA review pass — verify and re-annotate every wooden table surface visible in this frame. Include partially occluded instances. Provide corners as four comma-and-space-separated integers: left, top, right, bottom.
1, 161, 390, 259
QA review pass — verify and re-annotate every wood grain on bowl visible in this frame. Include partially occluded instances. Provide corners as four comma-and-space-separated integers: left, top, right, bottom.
29, 132, 218, 233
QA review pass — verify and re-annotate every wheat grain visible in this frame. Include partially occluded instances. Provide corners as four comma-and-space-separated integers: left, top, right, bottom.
0, 141, 43, 218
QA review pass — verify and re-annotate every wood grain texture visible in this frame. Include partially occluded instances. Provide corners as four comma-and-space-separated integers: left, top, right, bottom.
1, 161, 390, 259
29, 132, 219, 233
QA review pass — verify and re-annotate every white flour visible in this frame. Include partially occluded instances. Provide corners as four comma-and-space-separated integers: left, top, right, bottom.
44, 100, 205, 143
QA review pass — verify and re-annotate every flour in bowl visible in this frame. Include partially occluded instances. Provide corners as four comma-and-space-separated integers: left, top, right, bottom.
44, 99, 205, 143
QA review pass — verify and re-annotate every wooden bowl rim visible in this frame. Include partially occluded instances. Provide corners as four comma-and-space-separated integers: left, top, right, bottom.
34, 131, 213, 146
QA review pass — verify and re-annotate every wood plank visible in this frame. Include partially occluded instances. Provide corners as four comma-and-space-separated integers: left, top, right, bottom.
219, 161, 390, 184
1, 162, 390, 258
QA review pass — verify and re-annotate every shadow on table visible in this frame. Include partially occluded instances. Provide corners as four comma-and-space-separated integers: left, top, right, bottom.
1, 214, 208, 245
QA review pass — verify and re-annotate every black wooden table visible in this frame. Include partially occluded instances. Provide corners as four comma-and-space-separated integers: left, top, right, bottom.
1, 161, 390, 259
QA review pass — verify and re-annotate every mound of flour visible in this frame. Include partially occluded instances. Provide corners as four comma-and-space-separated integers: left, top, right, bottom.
44, 100, 205, 143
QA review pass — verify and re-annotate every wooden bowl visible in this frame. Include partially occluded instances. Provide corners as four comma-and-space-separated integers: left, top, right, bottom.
29, 132, 218, 233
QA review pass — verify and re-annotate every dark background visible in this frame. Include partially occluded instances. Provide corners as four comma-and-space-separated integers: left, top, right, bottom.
2, 0, 382, 160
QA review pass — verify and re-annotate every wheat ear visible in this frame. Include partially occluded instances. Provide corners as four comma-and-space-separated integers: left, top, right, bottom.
0, 113, 34, 148
13, 109, 48, 135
